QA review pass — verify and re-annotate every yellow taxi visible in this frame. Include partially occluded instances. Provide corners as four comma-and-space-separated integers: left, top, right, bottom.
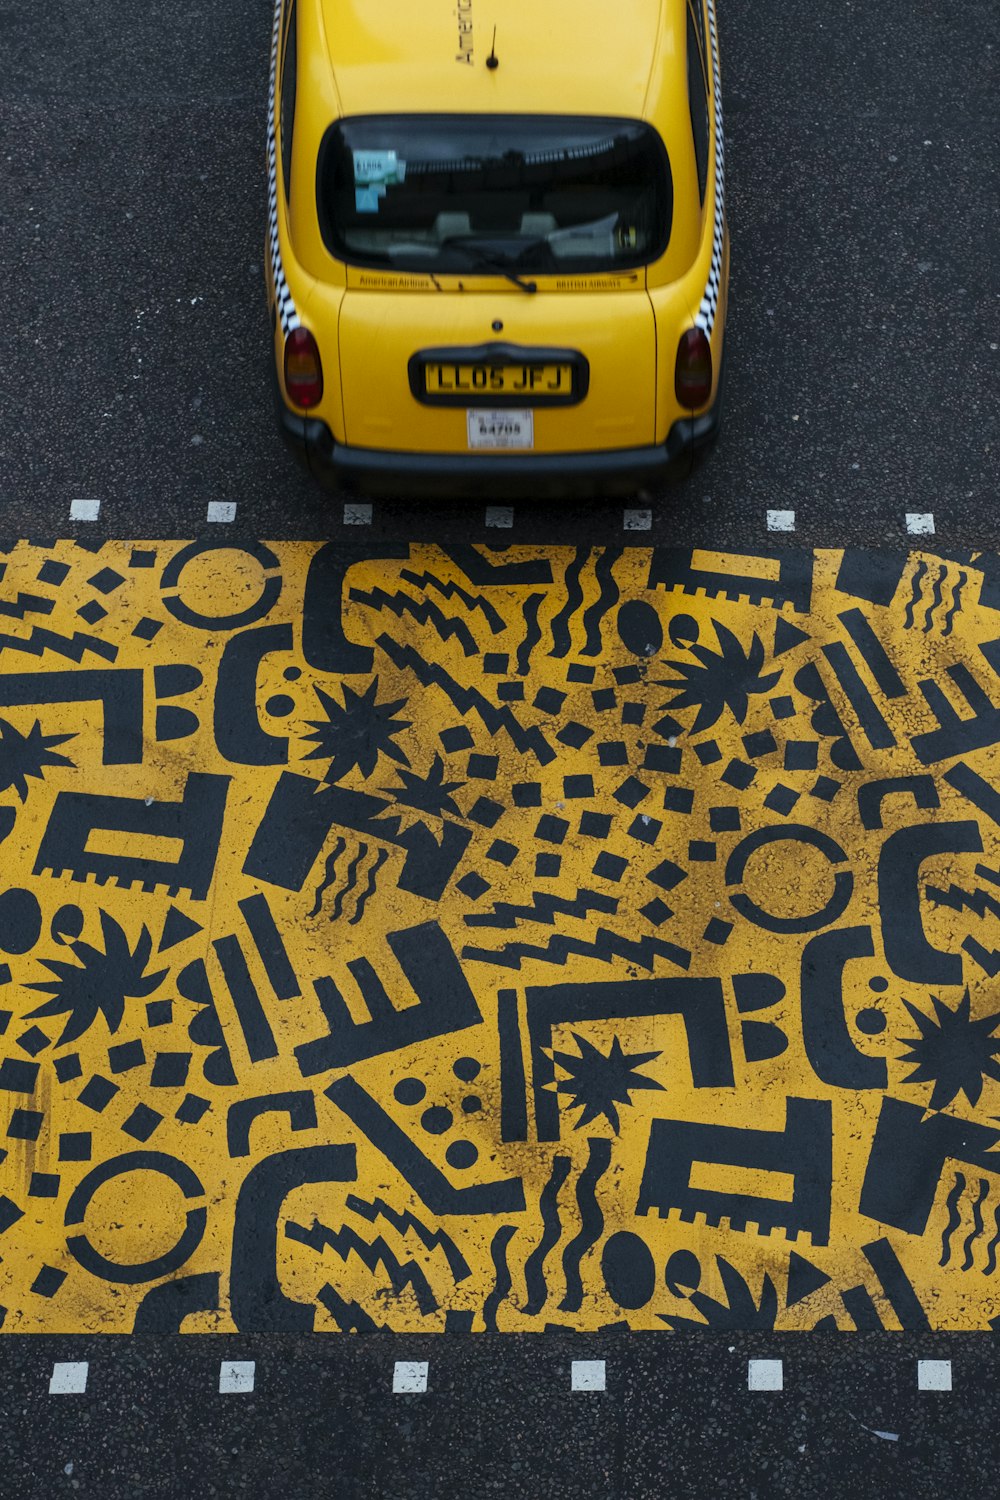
266, 0, 727, 495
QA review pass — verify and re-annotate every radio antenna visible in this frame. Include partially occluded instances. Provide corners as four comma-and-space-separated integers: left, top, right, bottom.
486, 27, 499, 69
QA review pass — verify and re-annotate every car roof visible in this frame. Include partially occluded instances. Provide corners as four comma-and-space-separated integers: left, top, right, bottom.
318, 0, 677, 121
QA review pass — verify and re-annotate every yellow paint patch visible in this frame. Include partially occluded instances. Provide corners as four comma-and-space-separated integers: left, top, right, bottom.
0, 540, 999, 1333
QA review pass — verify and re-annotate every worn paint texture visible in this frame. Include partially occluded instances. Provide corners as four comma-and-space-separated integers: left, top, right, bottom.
0, 539, 999, 1332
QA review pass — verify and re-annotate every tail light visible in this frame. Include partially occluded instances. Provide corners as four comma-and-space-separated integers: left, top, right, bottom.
284, 326, 323, 409
674, 328, 712, 409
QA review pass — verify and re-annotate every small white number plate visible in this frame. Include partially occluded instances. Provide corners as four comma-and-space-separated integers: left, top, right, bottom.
466, 409, 534, 450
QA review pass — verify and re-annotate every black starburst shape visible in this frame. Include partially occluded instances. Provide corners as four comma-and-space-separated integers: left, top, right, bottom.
655, 622, 781, 734
551, 1031, 663, 1133
898, 988, 1000, 1111
301, 678, 412, 784
0, 716, 75, 801
659, 1256, 779, 1331
26, 910, 168, 1046
380, 753, 464, 818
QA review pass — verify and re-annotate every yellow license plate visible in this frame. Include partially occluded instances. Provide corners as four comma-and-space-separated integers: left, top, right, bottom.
424, 362, 573, 397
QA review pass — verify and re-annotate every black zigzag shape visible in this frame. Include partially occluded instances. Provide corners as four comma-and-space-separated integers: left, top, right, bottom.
346, 1194, 470, 1282
399, 569, 506, 633
285, 1217, 438, 1314
465, 887, 619, 931
349, 586, 479, 657
462, 926, 691, 973
926, 881, 1000, 922
0, 625, 117, 664
0, 592, 55, 620
377, 633, 556, 764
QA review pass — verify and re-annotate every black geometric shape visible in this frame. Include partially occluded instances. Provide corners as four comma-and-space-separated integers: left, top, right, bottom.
643, 744, 682, 773
227, 1090, 317, 1158
131, 617, 162, 642
647, 545, 813, 614
661, 786, 695, 814
838, 608, 907, 698
483, 652, 508, 673
468, 796, 504, 828
786, 1250, 831, 1305
0, 1196, 23, 1233
38, 560, 69, 584
733, 973, 785, 1014
421, 1106, 452, 1134
0, 667, 143, 765
59, 1132, 92, 1161
440, 726, 474, 752
616, 599, 663, 657
176, 1094, 210, 1124
592, 688, 616, 711
556, 722, 592, 749
727, 825, 853, 936
154, 664, 202, 697
53, 1053, 82, 1082
770, 695, 795, 719
146, 999, 173, 1027
487, 839, 518, 866
65, 1149, 206, 1285
567, 663, 596, 683
394, 1078, 426, 1106
705, 918, 734, 946
834, 549, 907, 607
647, 859, 686, 891
296, 920, 482, 1076
764, 785, 799, 816
108, 1040, 145, 1073
601, 1231, 656, 1310
721, 759, 756, 790
774, 617, 810, 657
0, 887, 43, 954
580, 812, 612, 838
7, 1108, 43, 1140
212, 624, 292, 769
621, 702, 646, 726
823, 641, 896, 750
593, 852, 628, 882
709, 806, 741, 832
862, 1237, 930, 1330
129, 550, 156, 568
34, 771, 230, 900
28, 1173, 60, 1198
694, 741, 722, 765
861, 1097, 1000, 1240
454, 1056, 480, 1081
16, 1026, 49, 1056
76, 600, 107, 626
445, 1141, 477, 1169
467, 753, 499, 780
160, 540, 281, 631
535, 815, 569, 845
87, 568, 125, 594
456, 873, 490, 900
563, 774, 595, 799
31, 1265, 67, 1297
133, 1271, 220, 1332
155, 705, 199, 741
688, 841, 716, 861
612, 664, 643, 685
794, 660, 863, 771
50, 904, 84, 945
628, 815, 661, 844
512, 782, 542, 807
614, 777, 650, 809
158, 905, 203, 953
213, 934, 277, 1065
0, 1058, 38, 1093
810, 776, 841, 801
637, 1097, 833, 1245
784, 740, 818, 771
559, 1138, 612, 1312
743, 730, 777, 758
857, 773, 938, 831
533, 687, 566, 715
841, 1285, 884, 1330
150, 1052, 192, 1089
122, 1104, 162, 1142
238, 893, 299, 1002
535, 854, 561, 878
78, 1075, 118, 1112
598, 741, 628, 766
944, 760, 1000, 828
640, 899, 672, 927
302, 539, 409, 675
498, 988, 528, 1143
878, 820, 982, 983
741, 1019, 787, 1059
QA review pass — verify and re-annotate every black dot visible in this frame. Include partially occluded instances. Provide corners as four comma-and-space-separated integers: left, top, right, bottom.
868, 976, 889, 993
461, 1095, 482, 1114
51, 904, 84, 945
422, 1106, 453, 1135
856, 1007, 887, 1035
265, 694, 295, 717
668, 613, 700, 649
453, 1057, 481, 1082
665, 1248, 701, 1295
283, 666, 302, 681
394, 1078, 426, 1106
446, 1140, 478, 1169
0, 888, 42, 954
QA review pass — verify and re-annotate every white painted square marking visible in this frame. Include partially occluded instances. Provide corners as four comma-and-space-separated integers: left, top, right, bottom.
748, 1358, 783, 1391
767, 509, 796, 532
906, 512, 935, 536
219, 1360, 255, 1394
49, 1361, 88, 1395
623, 508, 652, 532
485, 506, 514, 529
571, 1359, 606, 1392
206, 501, 237, 524
343, 502, 373, 526
393, 1360, 428, 1394
69, 499, 100, 522
918, 1359, 952, 1392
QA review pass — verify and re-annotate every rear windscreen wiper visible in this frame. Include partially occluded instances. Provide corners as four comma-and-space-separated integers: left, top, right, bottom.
439, 237, 539, 293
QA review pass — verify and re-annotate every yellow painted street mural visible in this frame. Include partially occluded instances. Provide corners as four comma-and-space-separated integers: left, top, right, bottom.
2, 537, 1000, 1332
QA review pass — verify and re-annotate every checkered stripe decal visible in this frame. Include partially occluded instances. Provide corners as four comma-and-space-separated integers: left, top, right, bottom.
267, 0, 300, 337
694, 0, 725, 335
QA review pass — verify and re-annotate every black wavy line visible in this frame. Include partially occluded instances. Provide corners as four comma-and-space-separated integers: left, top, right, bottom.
483, 1225, 517, 1332
942, 570, 967, 638
308, 835, 346, 917
559, 1138, 612, 1313
523, 1155, 571, 1315
581, 547, 622, 657
548, 547, 587, 659
516, 592, 545, 677
331, 841, 367, 923
962, 1178, 991, 1270
923, 563, 946, 635
349, 846, 388, 926
940, 1171, 965, 1266
903, 558, 927, 631
984, 1204, 1000, 1276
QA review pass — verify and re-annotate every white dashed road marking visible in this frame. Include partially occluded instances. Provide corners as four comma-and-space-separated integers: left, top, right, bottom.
485, 506, 514, 529
343, 502, 373, 526
49, 1362, 89, 1395
393, 1360, 428, 1394
69, 499, 101, 521
207, 501, 237, 523
917, 1359, 952, 1392
623, 508, 652, 531
219, 1361, 255, 1394
906, 512, 935, 535
767, 509, 796, 532
571, 1360, 606, 1392
748, 1359, 783, 1392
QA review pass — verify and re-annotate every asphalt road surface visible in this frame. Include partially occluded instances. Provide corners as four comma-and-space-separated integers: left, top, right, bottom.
2, 0, 999, 1496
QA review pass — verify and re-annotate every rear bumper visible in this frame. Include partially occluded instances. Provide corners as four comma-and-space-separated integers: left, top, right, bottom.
272, 357, 724, 499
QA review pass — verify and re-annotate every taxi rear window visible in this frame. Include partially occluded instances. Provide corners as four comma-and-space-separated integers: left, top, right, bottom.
317, 114, 672, 274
